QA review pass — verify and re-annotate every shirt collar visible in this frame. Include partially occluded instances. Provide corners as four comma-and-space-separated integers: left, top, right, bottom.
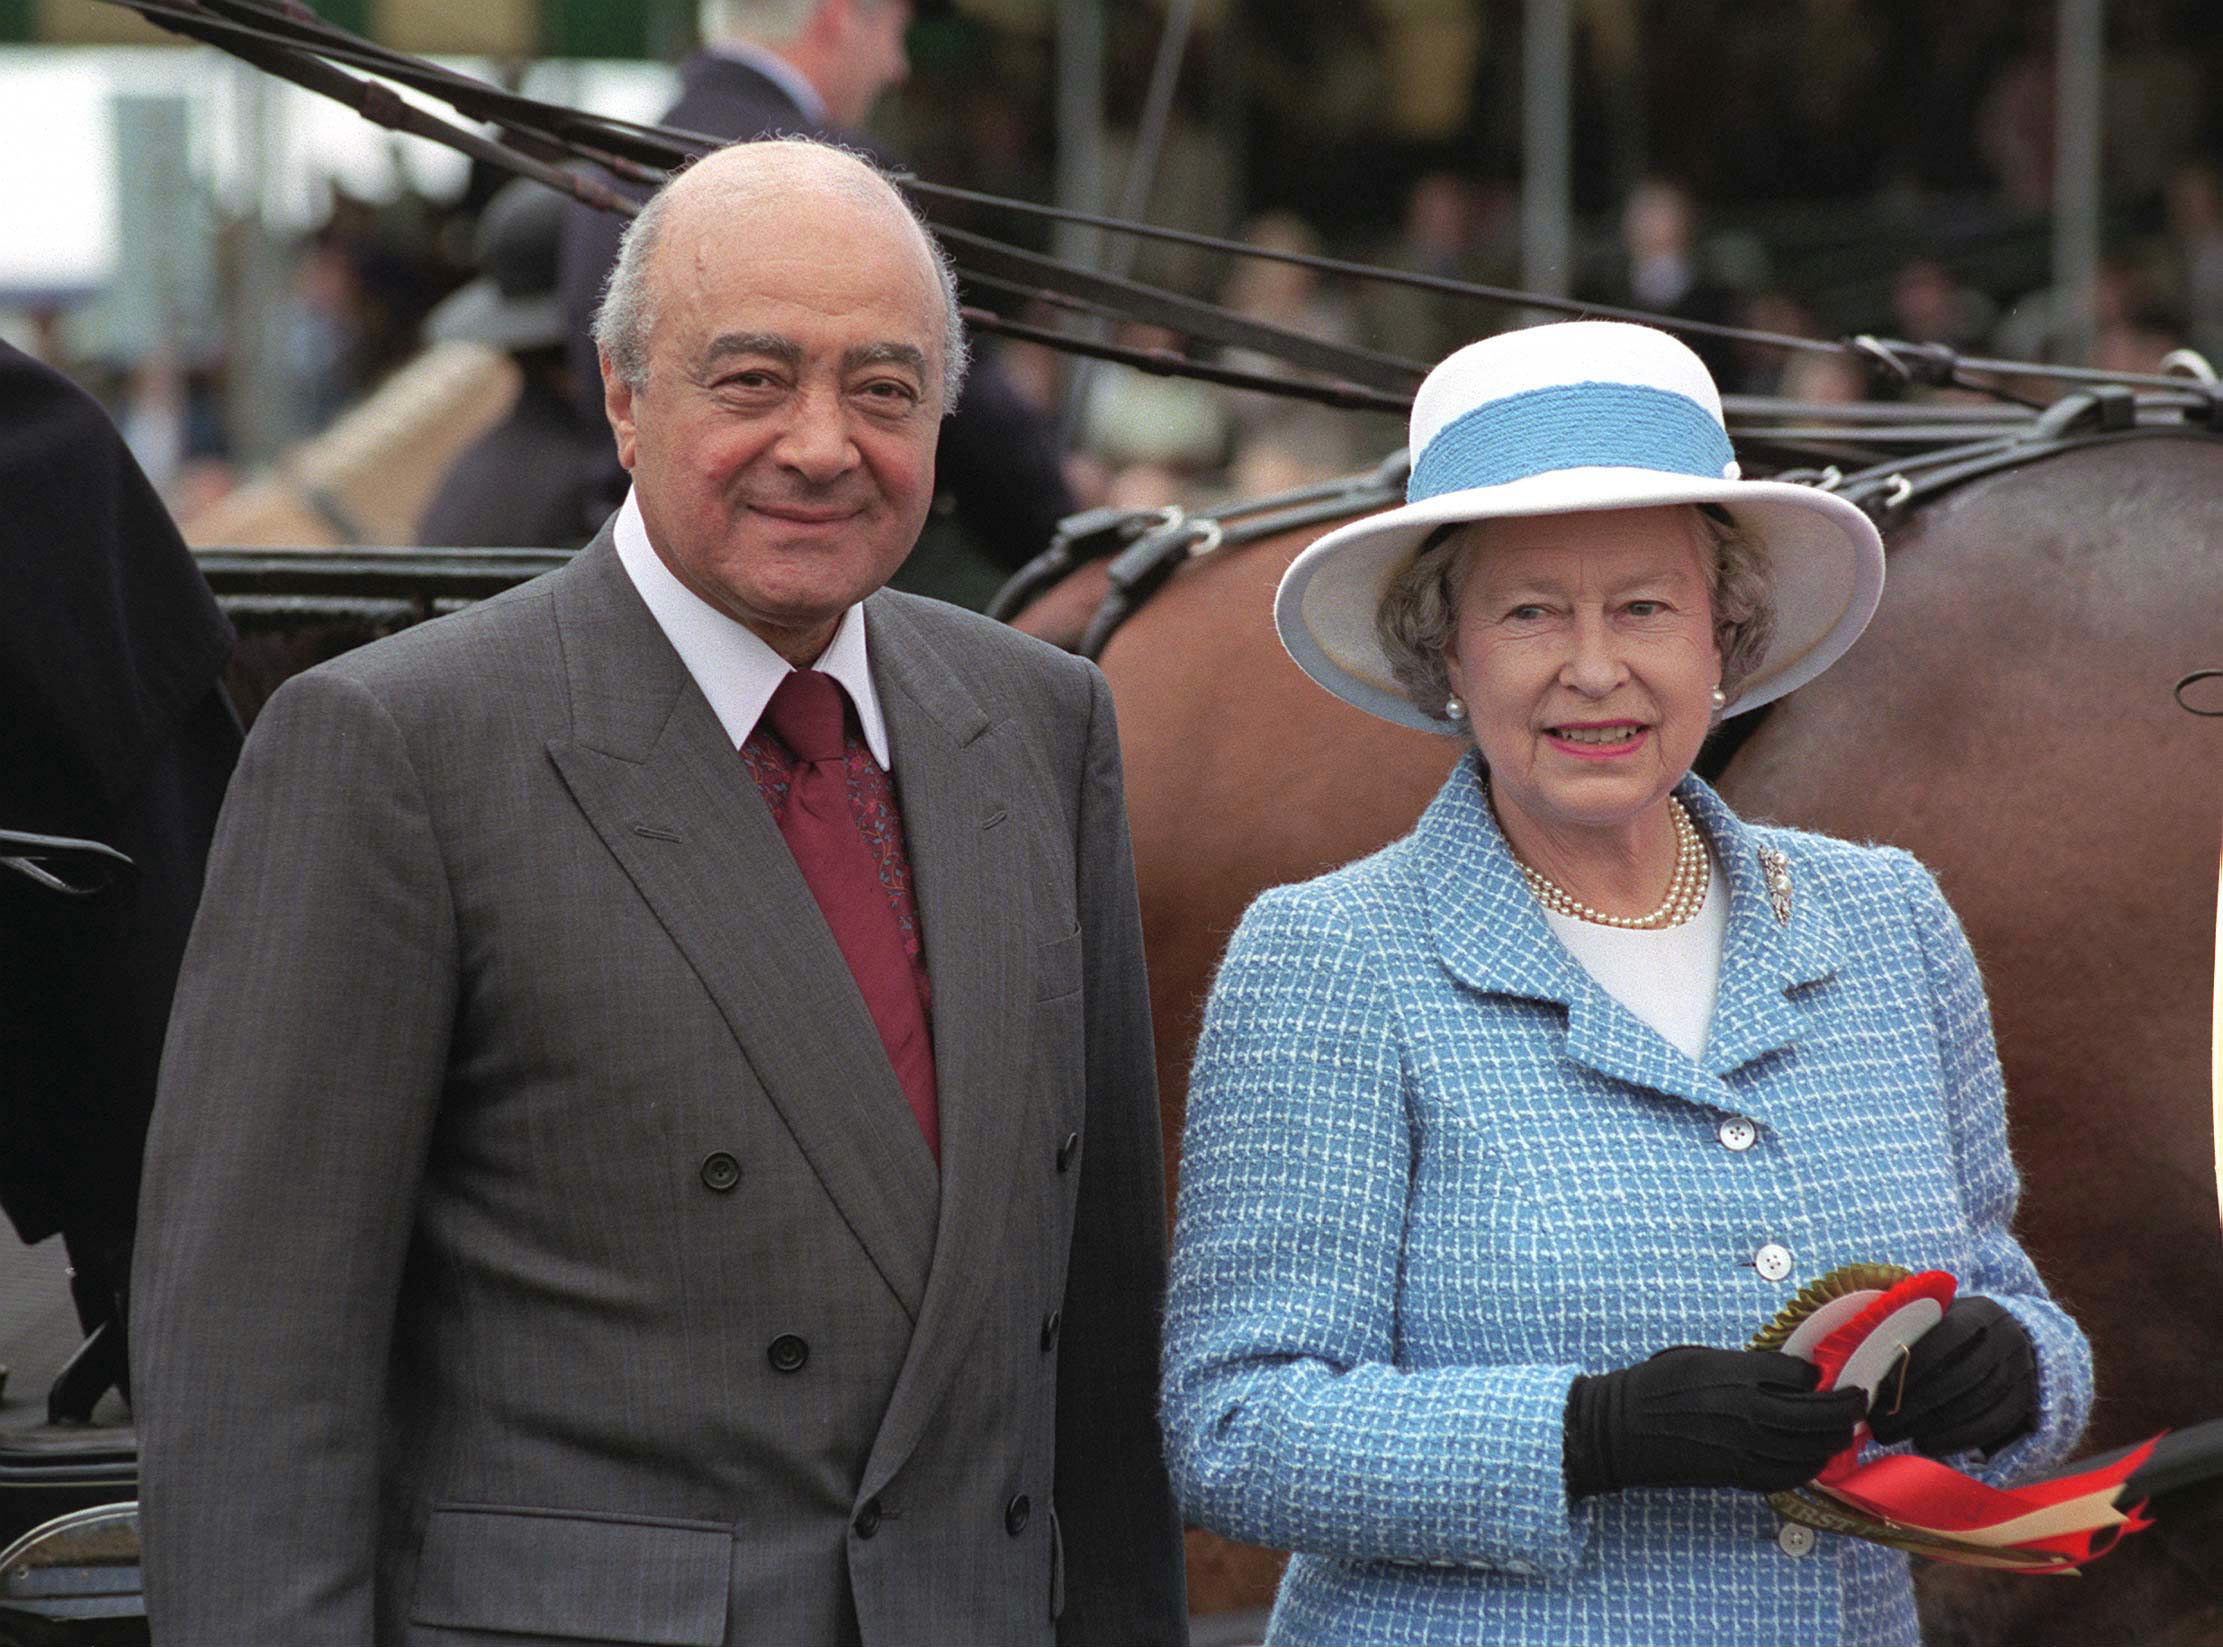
700, 39, 830, 128
612, 487, 891, 767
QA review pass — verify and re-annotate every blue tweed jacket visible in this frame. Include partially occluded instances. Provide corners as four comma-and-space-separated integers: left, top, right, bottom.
1161, 754, 2093, 1647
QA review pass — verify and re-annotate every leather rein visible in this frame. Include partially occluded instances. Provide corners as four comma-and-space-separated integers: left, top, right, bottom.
990, 382, 2223, 663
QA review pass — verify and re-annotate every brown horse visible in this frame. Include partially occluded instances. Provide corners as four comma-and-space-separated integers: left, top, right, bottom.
1014, 432, 2223, 1643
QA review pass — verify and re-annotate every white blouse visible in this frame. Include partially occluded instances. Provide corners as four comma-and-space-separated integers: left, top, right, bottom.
1542, 852, 1728, 1061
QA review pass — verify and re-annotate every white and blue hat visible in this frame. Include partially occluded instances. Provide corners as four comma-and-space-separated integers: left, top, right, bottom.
1275, 320, 1886, 732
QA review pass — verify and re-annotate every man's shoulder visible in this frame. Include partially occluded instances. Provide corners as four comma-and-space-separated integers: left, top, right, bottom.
869, 589, 1097, 713
300, 557, 568, 717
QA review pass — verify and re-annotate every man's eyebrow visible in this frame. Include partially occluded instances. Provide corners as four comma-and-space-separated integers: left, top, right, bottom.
843, 341, 928, 377
692, 332, 801, 376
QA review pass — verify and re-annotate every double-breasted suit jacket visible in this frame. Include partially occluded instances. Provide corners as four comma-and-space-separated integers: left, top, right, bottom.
133, 527, 1185, 1646
1161, 754, 2092, 1646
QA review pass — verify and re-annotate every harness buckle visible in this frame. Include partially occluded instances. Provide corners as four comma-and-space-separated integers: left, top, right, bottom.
983, 506, 1180, 623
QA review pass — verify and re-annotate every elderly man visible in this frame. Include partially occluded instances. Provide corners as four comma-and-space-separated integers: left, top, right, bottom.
557, 0, 1074, 580
133, 140, 1185, 1647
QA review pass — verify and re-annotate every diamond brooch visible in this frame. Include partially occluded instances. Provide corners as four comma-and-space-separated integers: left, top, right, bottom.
1758, 846, 1793, 925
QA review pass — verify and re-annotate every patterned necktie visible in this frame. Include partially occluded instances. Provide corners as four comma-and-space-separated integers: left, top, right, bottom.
760, 670, 939, 1162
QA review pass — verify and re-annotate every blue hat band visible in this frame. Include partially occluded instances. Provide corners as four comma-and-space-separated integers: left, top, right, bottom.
1406, 382, 1736, 504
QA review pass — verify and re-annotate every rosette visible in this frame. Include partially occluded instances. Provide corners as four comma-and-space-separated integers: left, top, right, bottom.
1749, 1263, 2157, 1573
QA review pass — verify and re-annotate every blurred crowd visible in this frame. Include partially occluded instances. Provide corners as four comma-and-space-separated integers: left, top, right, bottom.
4, 0, 2218, 565
1023, 157, 2223, 516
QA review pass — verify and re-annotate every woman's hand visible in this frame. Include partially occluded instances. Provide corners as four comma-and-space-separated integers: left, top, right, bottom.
1865, 1296, 2037, 1459
1562, 1347, 1867, 1501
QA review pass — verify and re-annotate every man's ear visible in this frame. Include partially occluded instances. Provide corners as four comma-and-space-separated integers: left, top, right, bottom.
600, 349, 640, 472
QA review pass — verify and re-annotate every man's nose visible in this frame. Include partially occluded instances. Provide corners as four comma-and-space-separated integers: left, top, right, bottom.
1560, 611, 1627, 695
774, 389, 859, 483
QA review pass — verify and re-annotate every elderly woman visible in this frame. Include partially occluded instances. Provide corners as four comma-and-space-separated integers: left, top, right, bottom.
1159, 321, 2093, 1646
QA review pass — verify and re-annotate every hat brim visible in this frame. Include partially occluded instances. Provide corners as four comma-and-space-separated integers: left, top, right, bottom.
426, 282, 569, 352
1274, 466, 1886, 733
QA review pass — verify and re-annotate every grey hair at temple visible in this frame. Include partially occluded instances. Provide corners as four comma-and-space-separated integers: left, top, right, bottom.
590, 136, 972, 409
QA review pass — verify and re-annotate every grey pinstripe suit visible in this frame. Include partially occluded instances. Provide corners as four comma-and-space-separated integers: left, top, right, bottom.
132, 526, 1186, 1645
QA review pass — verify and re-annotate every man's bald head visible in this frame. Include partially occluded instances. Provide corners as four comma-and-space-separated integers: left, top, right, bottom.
592, 138, 969, 407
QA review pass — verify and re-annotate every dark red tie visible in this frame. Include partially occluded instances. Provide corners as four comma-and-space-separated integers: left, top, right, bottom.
760, 670, 939, 1162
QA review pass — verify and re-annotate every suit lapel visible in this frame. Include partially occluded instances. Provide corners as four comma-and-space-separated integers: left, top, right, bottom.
542, 536, 939, 1320
855, 595, 1027, 1498
1684, 783, 1842, 1099
1421, 759, 1837, 1123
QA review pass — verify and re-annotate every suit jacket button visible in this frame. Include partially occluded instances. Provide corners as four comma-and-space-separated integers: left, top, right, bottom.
1005, 1493, 1031, 1536
700, 1151, 741, 1192
854, 1498, 882, 1539
768, 1334, 809, 1373
1040, 1311, 1062, 1352
1056, 1132, 1080, 1174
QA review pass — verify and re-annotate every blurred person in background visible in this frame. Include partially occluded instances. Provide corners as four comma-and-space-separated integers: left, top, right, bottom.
1221, 214, 1359, 383
1362, 173, 1516, 369
1727, 293, 1828, 399
1993, 256, 2173, 373
1974, 24, 2054, 216
2164, 159, 2223, 360
558, 0, 1075, 588
276, 237, 363, 441
117, 349, 237, 521
1776, 348, 1870, 405
416, 179, 600, 548
1595, 180, 1741, 386
1225, 405, 1376, 500
2093, 306, 2189, 378
1218, 211, 1366, 479
1888, 259, 1995, 357
1074, 321, 1232, 501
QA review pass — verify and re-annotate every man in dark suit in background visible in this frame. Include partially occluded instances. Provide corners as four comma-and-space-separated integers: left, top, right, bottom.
558, 0, 1074, 581
135, 138, 1185, 1646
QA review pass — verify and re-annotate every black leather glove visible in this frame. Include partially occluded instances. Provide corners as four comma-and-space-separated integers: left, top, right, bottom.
1865, 1295, 2037, 1459
1563, 1346, 1868, 1501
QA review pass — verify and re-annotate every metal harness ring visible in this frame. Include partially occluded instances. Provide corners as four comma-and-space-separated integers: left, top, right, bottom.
2174, 669, 2223, 717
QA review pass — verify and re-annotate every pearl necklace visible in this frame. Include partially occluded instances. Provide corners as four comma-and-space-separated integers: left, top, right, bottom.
1510, 796, 1711, 930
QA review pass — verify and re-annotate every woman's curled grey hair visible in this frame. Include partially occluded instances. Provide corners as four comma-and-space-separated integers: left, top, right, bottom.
1373, 506, 1776, 727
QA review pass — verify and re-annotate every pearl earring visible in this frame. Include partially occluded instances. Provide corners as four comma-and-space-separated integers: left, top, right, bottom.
1709, 686, 1727, 711
1443, 696, 1466, 721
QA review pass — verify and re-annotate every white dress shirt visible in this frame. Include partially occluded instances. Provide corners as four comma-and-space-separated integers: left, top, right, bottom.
1543, 855, 1727, 1062
612, 487, 891, 766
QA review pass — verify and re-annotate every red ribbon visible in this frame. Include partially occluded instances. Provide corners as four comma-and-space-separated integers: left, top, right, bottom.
1823, 1442, 2157, 1565
1796, 1271, 2159, 1571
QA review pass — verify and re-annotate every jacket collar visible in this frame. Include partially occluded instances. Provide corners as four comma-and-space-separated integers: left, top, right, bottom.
693, 41, 827, 128
1417, 752, 1842, 1117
